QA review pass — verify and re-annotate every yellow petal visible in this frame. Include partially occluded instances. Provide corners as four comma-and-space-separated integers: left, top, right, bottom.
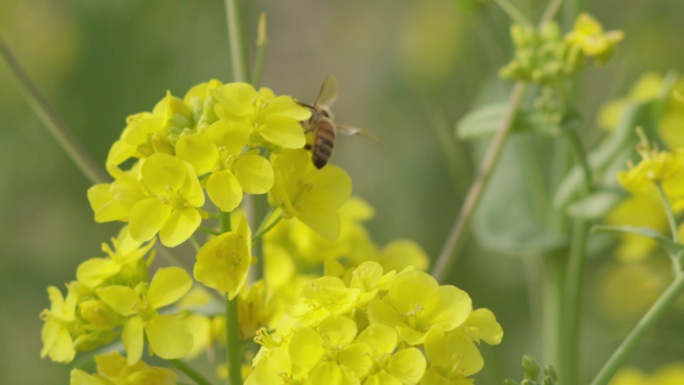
77, 258, 119, 288
297, 201, 341, 242
339, 342, 372, 377
388, 270, 437, 314
148, 267, 193, 309
464, 308, 503, 345
207, 170, 243, 212
212, 83, 257, 117
259, 116, 306, 149
88, 183, 129, 223
96, 286, 139, 316
424, 285, 472, 332
233, 154, 274, 194
263, 96, 312, 120
357, 324, 397, 356
204, 120, 251, 154
387, 348, 426, 384
158, 207, 202, 247
69, 369, 101, 385
146, 314, 193, 360
106, 139, 137, 168
123, 316, 145, 365
175, 134, 219, 175
141, 154, 187, 195
129, 198, 171, 243
304, 165, 352, 209
289, 327, 325, 367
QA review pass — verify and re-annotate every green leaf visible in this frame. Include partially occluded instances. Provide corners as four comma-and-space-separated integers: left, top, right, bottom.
591, 225, 684, 258
472, 134, 567, 257
566, 190, 625, 220
456, 103, 510, 139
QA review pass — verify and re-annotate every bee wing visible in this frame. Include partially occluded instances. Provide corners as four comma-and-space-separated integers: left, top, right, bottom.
337, 124, 379, 141
315, 75, 338, 108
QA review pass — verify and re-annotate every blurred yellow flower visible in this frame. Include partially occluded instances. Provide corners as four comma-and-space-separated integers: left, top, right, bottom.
70, 352, 177, 385
566, 13, 624, 63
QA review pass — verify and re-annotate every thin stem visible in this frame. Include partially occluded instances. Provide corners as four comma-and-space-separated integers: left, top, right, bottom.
198, 226, 222, 236
252, 214, 282, 244
220, 212, 241, 385
656, 183, 679, 243
250, 12, 267, 88
589, 274, 684, 385
225, 0, 250, 82
0, 35, 108, 184
493, 0, 531, 25
432, 82, 527, 282
539, 0, 565, 28
169, 359, 214, 385
566, 130, 593, 193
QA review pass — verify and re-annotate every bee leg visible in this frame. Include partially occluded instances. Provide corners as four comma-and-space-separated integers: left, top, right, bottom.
304, 144, 312, 151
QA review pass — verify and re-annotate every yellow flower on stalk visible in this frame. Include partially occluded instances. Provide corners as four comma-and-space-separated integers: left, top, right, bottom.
70, 352, 177, 385
460, 308, 503, 345
356, 324, 427, 385
367, 269, 472, 345
211, 82, 311, 149
270, 149, 352, 242
128, 153, 206, 247
422, 328, 484, 383
40, 284, 79, 363
287, 276, 361, 327
88, 162, 149, 223
176, 120, 274, 212
107, 91, 194, 167
96, 267, 194, 364
193, 215, 253, 299
565, 13, 624, 63
77, 226, 155, 288
617, 147, 684, 194
288, 316, 372, 384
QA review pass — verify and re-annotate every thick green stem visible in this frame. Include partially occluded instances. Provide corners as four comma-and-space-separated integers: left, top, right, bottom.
542, 252, 566, 367
559, 129, 592, 385
170, 360, 214, 385
657, 183, 679, 243
225, 0, 250, 82
432, 82, 526, 282
220, 211, 242, 385
0, 35, 107, 184
590, 274, 684, 385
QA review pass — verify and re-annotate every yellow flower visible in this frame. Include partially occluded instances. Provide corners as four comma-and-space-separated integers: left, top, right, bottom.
96, 267, 194, 364
288, 316, 372, 384
423, 328, 483, 382
128, 153, 205, 247
212, 82, 311, 149
356, 324, 427, 385
77, 226, 155, 288
70, 352, 177, 385
107, 91, 194, 168
176, 120, 273, 212
88, 162, 149, 223
270, 149, 352, 242
287, 276, 361, 327
367, 269, 472, 345
565, 13, 624, 63
617, 145, 684, 195
40, 284, 79, 363
193, 215, 253, 299
460, 308, 503, 345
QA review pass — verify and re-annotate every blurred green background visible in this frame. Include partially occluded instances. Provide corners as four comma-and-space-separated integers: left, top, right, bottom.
2, 0, 684, 384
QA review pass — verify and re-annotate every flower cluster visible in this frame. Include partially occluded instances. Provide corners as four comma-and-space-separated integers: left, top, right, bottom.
40, 79, 503, 384
500, 13, 623, 85
245, 262, 503, 385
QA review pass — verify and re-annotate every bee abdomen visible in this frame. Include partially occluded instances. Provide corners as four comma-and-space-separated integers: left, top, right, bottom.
312, 120, 336, 169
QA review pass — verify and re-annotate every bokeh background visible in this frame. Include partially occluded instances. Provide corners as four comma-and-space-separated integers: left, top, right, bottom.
1, 0, 684, 384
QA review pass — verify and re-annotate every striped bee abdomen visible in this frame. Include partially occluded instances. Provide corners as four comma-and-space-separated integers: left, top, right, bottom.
312, 117, 336, 169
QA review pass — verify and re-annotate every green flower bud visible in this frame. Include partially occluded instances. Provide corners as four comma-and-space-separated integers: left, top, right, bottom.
522, 355, 541, 378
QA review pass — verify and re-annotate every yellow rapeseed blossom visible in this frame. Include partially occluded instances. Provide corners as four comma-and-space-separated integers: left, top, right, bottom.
96, 267, 194, 364
565, 13, 624, 63
211, 82, 311, 149
176, 120, 273, 212
194, 215, 253, 299
128, 153, 206, 247
88, 162, 149, 223
270, 149, 352, 242
367, 269, 472, 345
357, 324, 426, 385
617, 148, 684, 194
40, 284, 79, 363
70, 352, 177, 385
76, 226, 154, 288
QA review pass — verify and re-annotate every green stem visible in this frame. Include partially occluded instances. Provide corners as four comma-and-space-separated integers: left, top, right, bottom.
198, 226, 222, 236
431, 82, 527, 282
169, 359, 214, 385
252, 214, 282, 244
657, 183, 679, 243
493, 0, 531, 25
0, 35, 108, 184
565, 130, 593, 194
250, 12, 267, 88
541, 252, 565, 367
220, 211, 241, 385
225, 0, 250, 82
589, 273, 684, 385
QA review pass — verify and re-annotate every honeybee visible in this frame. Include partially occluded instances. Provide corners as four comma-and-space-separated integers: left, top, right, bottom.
299, 75, 377, 169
